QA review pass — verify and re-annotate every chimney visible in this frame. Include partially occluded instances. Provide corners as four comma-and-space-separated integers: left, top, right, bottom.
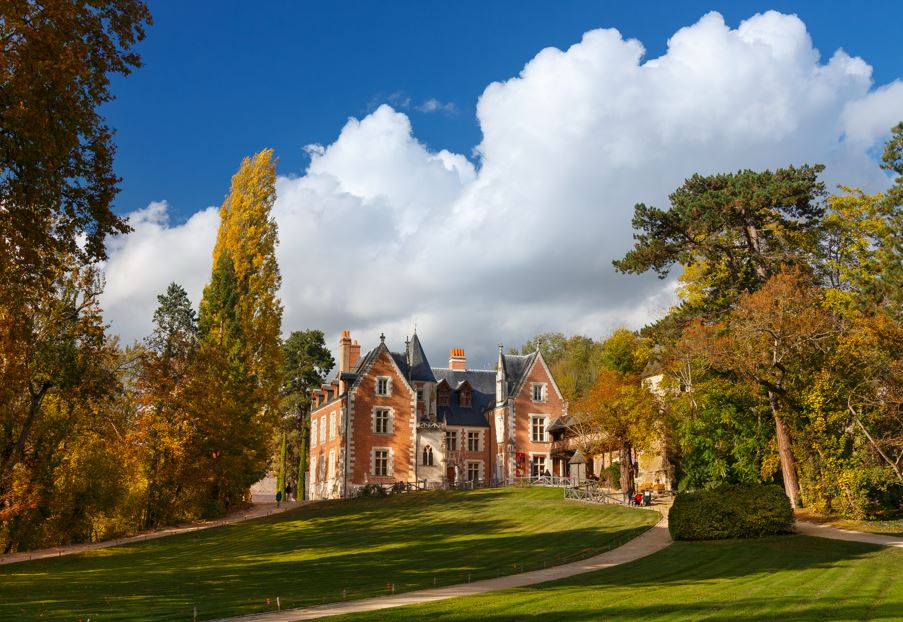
350, 339, 361, 370
338, 330, 352, 372
449, 348, 467, 371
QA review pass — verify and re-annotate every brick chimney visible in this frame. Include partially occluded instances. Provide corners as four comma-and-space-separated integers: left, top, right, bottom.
338, 330, 352, 372
449, 348, 467, 371
350, 339, 361, 370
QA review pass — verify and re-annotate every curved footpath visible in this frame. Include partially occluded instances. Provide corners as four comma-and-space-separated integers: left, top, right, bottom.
0, 500, 308, 566
796, 521, 903, 548
210, 518, 673, 622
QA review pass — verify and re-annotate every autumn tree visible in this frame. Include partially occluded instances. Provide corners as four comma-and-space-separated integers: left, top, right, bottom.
723, 268, 837, 508
134, 283, 200, 528
0, 0, 151, 288
210, 149, 284, 411
575, 369, 658, 494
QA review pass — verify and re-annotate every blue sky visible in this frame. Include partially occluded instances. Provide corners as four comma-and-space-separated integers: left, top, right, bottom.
105, 1, 903, 222
101, 2, 903, 364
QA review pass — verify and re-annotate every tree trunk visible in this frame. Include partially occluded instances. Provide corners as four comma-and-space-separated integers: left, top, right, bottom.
769, 390, 801, 508
618, 442, 635, 493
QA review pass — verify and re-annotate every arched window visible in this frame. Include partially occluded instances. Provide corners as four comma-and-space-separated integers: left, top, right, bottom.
422, 445, 434, 466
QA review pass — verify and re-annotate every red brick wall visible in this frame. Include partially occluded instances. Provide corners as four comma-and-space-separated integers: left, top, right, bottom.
349, 349, 415, 485
513, 357, 566, 468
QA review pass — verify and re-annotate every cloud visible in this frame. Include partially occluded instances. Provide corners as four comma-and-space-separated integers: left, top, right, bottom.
417, 98, 458, 115
101, 10, 903, 366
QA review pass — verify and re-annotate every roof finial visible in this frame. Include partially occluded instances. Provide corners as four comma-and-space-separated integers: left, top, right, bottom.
379, 332, 386, 344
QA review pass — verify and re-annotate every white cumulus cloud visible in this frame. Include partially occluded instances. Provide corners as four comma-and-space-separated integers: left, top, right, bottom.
101, 10, 903, 366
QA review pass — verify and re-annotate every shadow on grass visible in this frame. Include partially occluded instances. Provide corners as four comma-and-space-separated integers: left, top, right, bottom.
0, 488, 655, 621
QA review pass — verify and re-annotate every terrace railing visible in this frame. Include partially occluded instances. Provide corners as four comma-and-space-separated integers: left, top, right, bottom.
563, 481, 624, 505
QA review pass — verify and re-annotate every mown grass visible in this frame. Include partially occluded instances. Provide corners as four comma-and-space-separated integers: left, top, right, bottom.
0, 487, 656, 621
336, 535, 903, 622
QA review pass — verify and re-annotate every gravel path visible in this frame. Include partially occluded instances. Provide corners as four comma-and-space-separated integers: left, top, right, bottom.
210, 517, 672, 622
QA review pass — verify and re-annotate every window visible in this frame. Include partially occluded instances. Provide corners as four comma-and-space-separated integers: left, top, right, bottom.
374, 449, 389, 477
460, 389, 471, 408
467, 431, 481, 452
319, 415, 327, 444
376, 376, 390, 396
446, 430, 458, 451
531, 416, 548, 442
328, 449, 336, 479
311, 419, 318, 448
532, 383, 546, 402
467, 461, 481, 482
317, 453, 325, 480
417, 387, 424, 402
531, 455, 547, 477
374, 408, 391, 434
438, 387, 449, 406
422, 445, 434, 466
329, 411, 337, 440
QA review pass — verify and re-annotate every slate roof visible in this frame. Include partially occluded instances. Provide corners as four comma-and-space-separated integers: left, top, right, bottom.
432, 368, 496, 427
407, 334, 436, 382
502, 352, 538, 396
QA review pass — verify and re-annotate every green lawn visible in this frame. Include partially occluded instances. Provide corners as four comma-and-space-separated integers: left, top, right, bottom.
336, 535, 903, 622
0, 487, 656, 621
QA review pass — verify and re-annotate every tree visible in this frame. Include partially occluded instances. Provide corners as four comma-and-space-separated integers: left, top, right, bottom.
600, 328, 651, 375
516, 333, 605, 402
575, 369, 658, 494
281, 330, 334, 494
134, 283, 199, 528
210, 149, 284, 409
0, 262, 121, 551
877, 122, 903, 317
724, 268, 837, 508
0, 0, 151, 287
614, 166, 826, 312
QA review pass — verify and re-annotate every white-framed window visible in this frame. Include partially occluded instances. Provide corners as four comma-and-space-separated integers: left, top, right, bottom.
422, 445, 434, 466
310, 419, 318, 448
376, 376, 391, 396
319, 415, 327, 444
466, 461, 482, 482
531, 455, 547, 477
446, 430, 458, 451
530, 415, 548, 442
467, 430, 481, 452
329, 411, 337, 440
317, 453, 325, 480
328, 449, 336, 479
532, 383, 546, 402
373, 408, 393, 434
373, 448, 391, 477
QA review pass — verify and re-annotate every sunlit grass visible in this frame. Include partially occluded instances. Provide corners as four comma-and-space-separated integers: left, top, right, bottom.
0, 487, 656, 621
336, 536, 903, 622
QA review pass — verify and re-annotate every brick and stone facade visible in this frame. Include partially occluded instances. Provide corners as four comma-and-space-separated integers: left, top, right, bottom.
307, 331, 567, 499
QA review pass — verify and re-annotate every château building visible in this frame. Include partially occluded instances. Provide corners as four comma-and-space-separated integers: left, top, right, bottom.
307, 331, 567, 500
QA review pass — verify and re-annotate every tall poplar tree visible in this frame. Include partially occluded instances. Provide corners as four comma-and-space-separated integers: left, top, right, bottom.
192, 150, 284, 513
211, 149, 284, 410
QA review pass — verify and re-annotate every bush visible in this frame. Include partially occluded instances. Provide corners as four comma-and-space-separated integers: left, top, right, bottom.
356, 483, 387, 498
605, 462, 621, 490
668, 483, 794, 540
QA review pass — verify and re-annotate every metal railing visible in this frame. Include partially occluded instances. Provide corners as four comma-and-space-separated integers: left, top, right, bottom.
563, 481, 624, 505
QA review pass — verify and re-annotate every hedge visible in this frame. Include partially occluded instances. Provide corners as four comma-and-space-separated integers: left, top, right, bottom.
668, 483, 794, 540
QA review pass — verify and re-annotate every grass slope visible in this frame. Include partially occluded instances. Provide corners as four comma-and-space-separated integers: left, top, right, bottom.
337, 535, 903, 622
0, 487, 656, 621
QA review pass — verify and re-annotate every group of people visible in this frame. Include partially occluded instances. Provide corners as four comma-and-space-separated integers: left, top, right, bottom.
624, 485, 651, 507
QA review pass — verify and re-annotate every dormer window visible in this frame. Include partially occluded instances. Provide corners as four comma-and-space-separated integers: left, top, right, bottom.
460, 389, 472, 408
376, 376, 391, 396
438, 386, 449, 406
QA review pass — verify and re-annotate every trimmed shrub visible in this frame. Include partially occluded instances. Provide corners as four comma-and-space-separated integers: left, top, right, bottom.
668, 483, 794, 540
356, 484, 388, 498
605, 462, 621, 490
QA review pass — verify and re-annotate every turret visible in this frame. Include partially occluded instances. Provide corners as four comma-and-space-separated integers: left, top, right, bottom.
496, 343, 507, 405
